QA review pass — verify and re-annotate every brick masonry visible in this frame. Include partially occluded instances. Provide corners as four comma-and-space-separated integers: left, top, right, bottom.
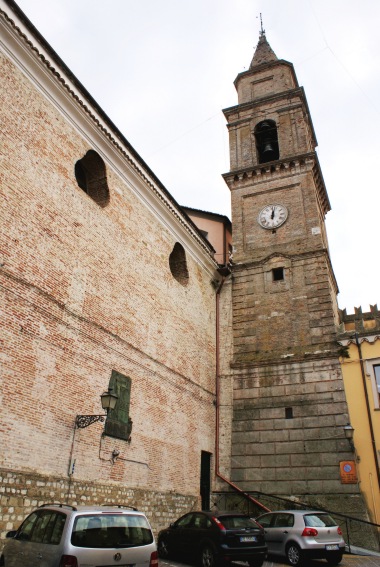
0, 5, 373, 547
0, 8, 218, 547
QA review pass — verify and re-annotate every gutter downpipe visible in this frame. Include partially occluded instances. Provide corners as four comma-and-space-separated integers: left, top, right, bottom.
354, 333, 380, 491
215, 275, 270, 513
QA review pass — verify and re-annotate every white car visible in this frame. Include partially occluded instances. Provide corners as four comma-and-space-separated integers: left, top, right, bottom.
255, 510, 345, 566
0, 503, 158, 567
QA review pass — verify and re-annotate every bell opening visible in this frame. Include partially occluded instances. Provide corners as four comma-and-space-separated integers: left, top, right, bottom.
255, 120, 279, 164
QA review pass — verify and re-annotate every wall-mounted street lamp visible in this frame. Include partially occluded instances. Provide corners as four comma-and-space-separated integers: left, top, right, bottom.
75, 388, 118, 429
343, 423, 355, 450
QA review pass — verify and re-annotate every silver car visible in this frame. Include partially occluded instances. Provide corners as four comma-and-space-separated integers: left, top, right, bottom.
255, 510, 345, 566
0, 503, 158, 567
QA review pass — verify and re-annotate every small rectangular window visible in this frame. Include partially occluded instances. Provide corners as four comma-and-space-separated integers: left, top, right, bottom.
272, 267, 284, 281
285, 407, 293, 419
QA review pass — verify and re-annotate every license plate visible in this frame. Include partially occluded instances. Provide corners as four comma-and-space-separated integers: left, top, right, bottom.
325, 544, 339, 551
240, 536, 257, 542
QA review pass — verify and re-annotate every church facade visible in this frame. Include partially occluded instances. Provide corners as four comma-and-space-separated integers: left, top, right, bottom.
0, 0, 372, 542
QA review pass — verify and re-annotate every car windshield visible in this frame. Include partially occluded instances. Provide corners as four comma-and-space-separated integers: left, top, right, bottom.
71, 514, 153, 548
304, 513, 337, 528
218, 516, 259, 529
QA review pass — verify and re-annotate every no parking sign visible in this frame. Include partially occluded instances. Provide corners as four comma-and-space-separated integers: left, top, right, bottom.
340, 461, 358, 484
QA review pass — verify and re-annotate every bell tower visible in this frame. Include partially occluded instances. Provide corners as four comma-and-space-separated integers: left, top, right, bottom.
222, 32, 366, 515
223, 32, 338, 362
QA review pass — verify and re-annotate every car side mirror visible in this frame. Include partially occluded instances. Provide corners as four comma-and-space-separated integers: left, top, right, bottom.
6, 531, 18, 539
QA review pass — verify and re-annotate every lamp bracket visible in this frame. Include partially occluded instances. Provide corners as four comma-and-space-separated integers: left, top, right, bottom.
75, 414, 107, 429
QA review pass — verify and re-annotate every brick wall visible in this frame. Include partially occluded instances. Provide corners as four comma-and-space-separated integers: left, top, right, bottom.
1, 23, 217, 534
231, 252, 339, 364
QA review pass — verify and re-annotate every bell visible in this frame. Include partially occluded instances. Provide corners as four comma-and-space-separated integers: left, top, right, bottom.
262, 141, 275, 159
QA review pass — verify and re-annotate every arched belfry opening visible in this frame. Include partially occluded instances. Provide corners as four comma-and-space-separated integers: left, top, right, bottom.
254, 120, 279, 163
75, 150, 110, 207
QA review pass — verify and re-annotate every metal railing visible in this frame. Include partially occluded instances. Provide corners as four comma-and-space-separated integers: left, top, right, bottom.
211, 490, 380, 554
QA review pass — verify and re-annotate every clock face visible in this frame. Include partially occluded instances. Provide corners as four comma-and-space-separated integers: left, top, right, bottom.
258, 204, 288, 229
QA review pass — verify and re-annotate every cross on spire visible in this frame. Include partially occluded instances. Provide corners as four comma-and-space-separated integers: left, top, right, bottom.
249, 16, 278, 69
259, 13, 265, 36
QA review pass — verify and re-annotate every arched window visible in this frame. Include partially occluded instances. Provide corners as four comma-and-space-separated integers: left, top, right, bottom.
74, 150, 110, 207
254, 120, 279, 164
169, 243, 189, 286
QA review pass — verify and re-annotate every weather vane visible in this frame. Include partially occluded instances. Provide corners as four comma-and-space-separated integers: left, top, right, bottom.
258, 13, 265, 36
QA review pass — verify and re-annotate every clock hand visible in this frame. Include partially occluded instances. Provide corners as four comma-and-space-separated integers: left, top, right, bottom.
271, 207, 275, 220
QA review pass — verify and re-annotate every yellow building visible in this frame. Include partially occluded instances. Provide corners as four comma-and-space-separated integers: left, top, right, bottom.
338, 306, 380, 526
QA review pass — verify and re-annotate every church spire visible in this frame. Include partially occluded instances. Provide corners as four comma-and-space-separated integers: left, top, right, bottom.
249, 19, 278, 69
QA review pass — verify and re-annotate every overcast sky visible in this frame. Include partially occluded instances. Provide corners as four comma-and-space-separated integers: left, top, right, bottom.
14, 0, 380, 314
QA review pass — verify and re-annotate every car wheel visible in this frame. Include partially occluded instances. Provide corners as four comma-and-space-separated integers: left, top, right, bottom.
326, 551, 343, 565
201, 544, 217, 567
157, 536, 170, 559
286, 543, 304, 566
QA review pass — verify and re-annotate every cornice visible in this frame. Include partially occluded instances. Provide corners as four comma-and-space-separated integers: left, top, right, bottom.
230, 348, 342, 369
0, 3, 217, 276
338, 335, 380, 347
223, 152, 314, 183
222, 152, 330, 216
233, 58, 297, 89
223, 86, 304, 120
231, 247, 331, 271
